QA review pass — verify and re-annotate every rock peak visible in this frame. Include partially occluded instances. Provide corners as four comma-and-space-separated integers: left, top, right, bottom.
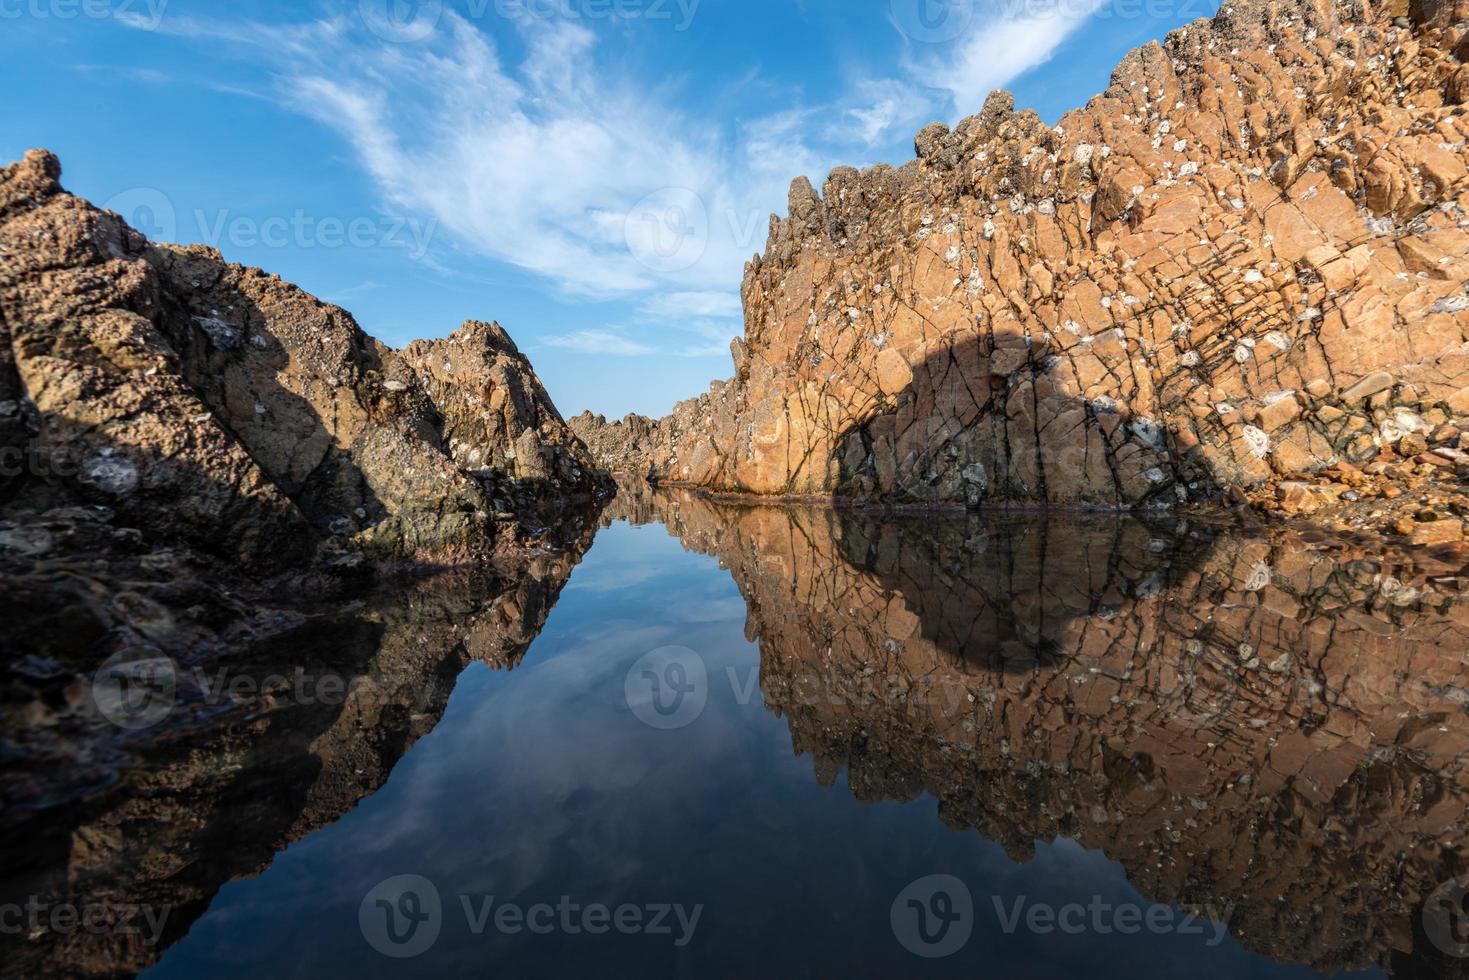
1, 148, 63, 213
23, 147, 61, 180
450, 318, 521, 356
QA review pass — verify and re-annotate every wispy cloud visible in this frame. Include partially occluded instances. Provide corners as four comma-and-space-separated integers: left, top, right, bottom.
904, 0, 1108, 118
116, 10, 351, 52
639, 291, 743, 320
115, 3, 1102, 342
327, 280, 384, 300
831, 78, 933, 147
72, 61, 272, 101
542, 329, 656, 356
669, 320, 737, 358
73, 63, 172, 84
540, 321, 731, 358
237, 14, 742, 298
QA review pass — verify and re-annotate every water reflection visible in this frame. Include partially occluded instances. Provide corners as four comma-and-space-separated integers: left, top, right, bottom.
5, 486, 1469, 977
610, 484, 1469, 976
0, 521, 599, 979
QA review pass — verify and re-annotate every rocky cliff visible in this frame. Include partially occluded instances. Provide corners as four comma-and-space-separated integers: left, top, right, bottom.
0, 149, 607, 567
584, 0, 1469, 511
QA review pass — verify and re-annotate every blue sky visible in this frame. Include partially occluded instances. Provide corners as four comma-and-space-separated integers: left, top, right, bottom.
1, 0, 1218, 418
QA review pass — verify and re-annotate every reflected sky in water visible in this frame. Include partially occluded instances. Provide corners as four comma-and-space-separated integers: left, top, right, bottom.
144, 518, 1382, 979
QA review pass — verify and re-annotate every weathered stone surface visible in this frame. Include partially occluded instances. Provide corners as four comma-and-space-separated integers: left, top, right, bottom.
568, 411, 667, 478
1341, 370, 1397, 402
0, 150, 606, 564
396, 319, 600, 493
586, 0, 1469, 509
1409, 516, 1465, 545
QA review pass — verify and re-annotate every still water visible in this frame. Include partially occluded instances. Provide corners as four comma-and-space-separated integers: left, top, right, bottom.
20, 487, 1469, 977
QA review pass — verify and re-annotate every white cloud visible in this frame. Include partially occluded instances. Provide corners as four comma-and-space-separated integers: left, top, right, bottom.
639, 291, 743, 320
541, 318, 733, 359
116, 3, 1102, 338
670, 319, 738, 358
832, 78, 933, 147
542, 329, 656, 356
294, 15, 790, 300
72, 64, 172, 84
119, 11, 350, 53
913, 0, 1107, 118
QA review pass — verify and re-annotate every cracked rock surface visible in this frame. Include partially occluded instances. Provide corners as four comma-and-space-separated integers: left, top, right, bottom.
582, 0, 1469, 509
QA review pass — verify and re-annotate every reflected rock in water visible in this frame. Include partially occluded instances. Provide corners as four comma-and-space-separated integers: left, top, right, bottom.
612, 484, 1469, 976
0, 517, 599, 979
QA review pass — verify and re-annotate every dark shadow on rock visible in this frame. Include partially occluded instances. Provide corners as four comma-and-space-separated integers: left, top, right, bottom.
145, 248, 395, 538
829, 331, 1222, 509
